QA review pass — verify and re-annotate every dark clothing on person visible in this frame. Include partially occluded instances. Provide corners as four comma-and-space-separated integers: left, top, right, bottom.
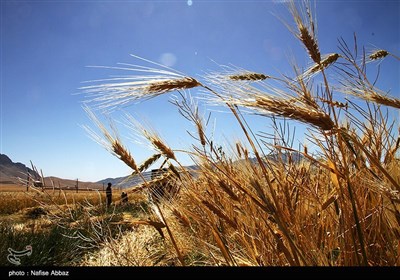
106, 183, 112, 207
121, 192, 128, 203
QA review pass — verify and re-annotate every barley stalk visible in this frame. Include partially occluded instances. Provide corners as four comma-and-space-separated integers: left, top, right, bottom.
153, 202, 185, 266
211, 226, 235, 265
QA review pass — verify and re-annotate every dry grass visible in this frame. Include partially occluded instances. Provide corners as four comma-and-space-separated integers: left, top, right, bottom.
1, 190, 156, 265
0, 190, 103, 215
0, 184, 27, 191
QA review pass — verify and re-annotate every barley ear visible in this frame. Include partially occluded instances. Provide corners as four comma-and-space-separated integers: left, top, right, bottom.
112, 140, 138, 172
228, 72, 270, 81
289, 1, 321, 64
327, 159, 340, 190
145, 77, 201, 94
135, 153, 162, 174
369, 49, 389, 60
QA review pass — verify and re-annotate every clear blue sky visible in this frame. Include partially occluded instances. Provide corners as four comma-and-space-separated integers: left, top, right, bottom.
1, 0, 399, 182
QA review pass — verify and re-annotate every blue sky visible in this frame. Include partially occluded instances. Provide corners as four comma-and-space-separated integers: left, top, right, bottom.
1, 0, 399, 182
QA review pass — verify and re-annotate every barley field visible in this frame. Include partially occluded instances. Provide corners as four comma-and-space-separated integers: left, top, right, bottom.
0, 188, 151, 266
2, 0, 399, 266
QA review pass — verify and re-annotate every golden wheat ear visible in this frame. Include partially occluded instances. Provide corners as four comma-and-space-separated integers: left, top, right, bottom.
150, 137, 176, 161
144, 77, 201, 94
369, 49, 389, 60
135, 154, 162, 174
82, 105, 139, 172
308, 53, 340, 75
112, 140, 138, 172
342, 87, 400, 110
288, 0, 321, 64
227, 72, 270, 81
254, 96, 335, 131
80, 56, 202, 111
124, 114, 177, 161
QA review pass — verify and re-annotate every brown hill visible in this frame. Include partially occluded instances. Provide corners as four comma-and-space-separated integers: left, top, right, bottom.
42, 176, 103, 191
0, 154, 103, 191
0, 154, 38, 184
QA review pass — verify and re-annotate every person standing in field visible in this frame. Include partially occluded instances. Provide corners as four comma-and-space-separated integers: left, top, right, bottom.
106, 182, 112, 207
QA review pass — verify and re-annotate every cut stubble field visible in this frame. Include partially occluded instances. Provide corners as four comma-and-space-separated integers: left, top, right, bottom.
0, 188, 156, 266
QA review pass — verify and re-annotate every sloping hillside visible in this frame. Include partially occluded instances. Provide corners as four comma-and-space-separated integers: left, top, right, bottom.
0, 154, 38, 184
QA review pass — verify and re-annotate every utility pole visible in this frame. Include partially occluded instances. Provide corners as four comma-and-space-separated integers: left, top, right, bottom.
76, 178, 79, 193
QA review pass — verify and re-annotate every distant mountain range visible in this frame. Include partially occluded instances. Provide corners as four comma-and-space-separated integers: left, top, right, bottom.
42, 176, 103, 190
0, 154, 38, 184
1, 151, 305, 189
97, 165, 200, 189
0, 154, 102, 190
97, 152, 305, 189
0, 153, 197, 190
